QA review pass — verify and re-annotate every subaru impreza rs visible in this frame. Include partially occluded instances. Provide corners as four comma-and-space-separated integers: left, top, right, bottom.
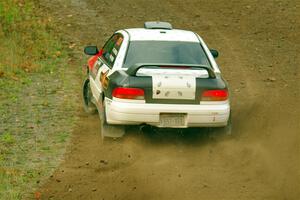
82, 22, 231, 138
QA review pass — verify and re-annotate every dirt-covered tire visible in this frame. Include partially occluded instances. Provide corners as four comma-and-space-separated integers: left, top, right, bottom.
99, 100, 125, 140
82, 78, 97, 114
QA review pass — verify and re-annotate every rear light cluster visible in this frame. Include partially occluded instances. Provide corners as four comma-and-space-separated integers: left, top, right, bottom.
112, 87, 145, 100
112, 88, 227, 101
201, 89, 228, 101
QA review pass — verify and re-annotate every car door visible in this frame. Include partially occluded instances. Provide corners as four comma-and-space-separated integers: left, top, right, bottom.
91, 33, 124, 103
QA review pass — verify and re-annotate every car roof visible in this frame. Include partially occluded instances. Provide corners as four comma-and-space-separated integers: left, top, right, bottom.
124, 28, 200, 43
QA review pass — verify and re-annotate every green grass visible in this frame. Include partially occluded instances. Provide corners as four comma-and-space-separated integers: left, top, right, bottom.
0, 0, 66, 77
0, 1, 78, 199
1, 132, 15, 145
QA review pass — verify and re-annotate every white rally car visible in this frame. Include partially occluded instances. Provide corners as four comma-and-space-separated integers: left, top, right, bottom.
83, 22, 231, 138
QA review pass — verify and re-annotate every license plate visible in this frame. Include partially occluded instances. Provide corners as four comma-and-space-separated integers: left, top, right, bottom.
159, 113, 187, 127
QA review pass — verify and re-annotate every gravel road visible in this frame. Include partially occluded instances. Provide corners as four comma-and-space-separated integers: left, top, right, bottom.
38, 0, 300, 199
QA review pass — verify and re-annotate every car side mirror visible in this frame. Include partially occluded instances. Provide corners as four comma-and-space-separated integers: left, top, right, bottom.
84, 46, 99, 55
210, 49, 219, 58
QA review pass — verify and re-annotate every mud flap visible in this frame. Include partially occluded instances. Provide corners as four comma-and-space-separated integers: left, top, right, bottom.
223, 121, 232, 135
98, 104, 125, 138
101, 124, 125, 138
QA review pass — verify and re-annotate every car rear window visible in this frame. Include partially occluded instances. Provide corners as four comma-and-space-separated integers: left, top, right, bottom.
123, 41, 210, 68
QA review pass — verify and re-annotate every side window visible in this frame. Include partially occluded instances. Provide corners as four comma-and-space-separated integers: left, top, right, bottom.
101, 33, 124, 67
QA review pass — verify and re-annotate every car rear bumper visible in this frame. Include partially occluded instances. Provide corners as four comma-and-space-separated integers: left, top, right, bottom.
105, 98, 230, 128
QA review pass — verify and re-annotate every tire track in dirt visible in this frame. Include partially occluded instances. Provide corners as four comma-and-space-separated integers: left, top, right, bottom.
37, 0, 300, 200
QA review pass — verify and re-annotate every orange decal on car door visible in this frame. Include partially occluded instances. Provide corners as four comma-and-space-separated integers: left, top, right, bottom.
100, 71, 109, 89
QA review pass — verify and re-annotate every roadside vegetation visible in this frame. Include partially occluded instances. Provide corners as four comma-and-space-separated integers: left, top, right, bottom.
0, 0, 78, 199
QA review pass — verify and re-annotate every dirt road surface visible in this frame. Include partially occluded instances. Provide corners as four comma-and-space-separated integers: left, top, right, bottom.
38, 0, 300, 199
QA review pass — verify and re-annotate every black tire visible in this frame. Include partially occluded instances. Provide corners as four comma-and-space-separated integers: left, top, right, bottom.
99, 100, 125, 139
82, 78, 97, 114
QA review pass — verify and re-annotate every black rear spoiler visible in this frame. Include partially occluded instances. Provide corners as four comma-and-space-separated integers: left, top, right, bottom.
126, 63, 216, 78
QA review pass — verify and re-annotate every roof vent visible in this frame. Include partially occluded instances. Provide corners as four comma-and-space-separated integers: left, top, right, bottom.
144, 21, 173, 30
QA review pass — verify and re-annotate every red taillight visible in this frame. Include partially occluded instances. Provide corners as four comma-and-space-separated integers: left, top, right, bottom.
201, 90, 228, 101
112, 87, 145, 100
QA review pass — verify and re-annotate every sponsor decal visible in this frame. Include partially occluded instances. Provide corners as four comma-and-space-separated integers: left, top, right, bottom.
152, 75, 196, 100
112, 48, 118, 55
91, 61, 101, 78
88, 55, 98, 70
109, 54, 115, 62
100, 71, 109, 89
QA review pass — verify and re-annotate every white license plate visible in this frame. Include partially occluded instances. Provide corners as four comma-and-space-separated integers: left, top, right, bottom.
159, 113, 187, 127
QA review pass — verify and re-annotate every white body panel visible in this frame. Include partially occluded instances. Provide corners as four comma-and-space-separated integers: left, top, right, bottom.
152, 75, 196, 100
195, 33, 221, 74
136, 68, 209, 78
88, 27, 230, 128
117, 29, 221, 75
89, 76, 100, 101
125, 28, 199, 42
110, 30, 130, 71
89, 62, 110, 100
105, 98, 230, 127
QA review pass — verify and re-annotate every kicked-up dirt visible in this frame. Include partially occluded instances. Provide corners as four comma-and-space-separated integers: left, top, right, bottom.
37, 0, 300, 199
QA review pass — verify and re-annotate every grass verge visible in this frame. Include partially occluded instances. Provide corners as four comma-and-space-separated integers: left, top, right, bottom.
0, 0, 78, 199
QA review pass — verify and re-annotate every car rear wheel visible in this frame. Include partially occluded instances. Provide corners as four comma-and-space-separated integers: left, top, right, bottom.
82, 78, 97, 114
99, 99, 125, 139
